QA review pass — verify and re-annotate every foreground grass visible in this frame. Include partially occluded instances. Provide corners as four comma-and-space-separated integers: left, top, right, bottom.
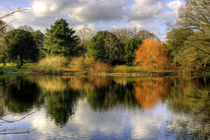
113, 65, 147, 73
0, 63, 174, 75
0, 63, 34, 73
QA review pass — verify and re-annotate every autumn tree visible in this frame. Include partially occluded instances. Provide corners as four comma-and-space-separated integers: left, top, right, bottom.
134, 39, 170, 72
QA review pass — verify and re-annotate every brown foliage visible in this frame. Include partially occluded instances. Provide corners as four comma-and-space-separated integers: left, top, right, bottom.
89, 76, 111, 87
133, 77, 171, 109
89, 62, 112, 73
134, 39, 170, 72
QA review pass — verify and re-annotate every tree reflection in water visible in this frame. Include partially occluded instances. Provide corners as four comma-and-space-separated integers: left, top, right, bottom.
0, 75, 208, 139
89, 75, 111, 87
167, 76, 210, 138
44, 90, 80, 125
85, 76, 139, 110
0, 78, 41, 113
133, 77, 171, 109
34, 76, 80, 125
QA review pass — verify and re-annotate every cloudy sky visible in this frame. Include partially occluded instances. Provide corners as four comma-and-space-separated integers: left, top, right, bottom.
0, 0, 184, 40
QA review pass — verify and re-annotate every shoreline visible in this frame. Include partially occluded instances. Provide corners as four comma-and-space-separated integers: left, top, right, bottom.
0, 70, 209, 77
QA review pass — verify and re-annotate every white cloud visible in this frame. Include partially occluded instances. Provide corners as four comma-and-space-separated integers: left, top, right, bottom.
69, 0, 126, 24
0, 97, 171, 139
128, 0, 164, 21
167, 0, 185, 14
0, 0, 183, 40
74, 24, 100, 33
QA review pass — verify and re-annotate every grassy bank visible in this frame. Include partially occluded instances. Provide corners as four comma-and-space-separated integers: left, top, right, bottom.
113, 65, 147, 72
0, 63, 34, 73
1, 63, 209, 77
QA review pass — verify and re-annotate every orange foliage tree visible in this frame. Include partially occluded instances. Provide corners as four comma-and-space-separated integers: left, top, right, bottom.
134, 38, 170, 72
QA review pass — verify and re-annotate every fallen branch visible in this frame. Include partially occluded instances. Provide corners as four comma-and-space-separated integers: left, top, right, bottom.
0, 128, 36, 135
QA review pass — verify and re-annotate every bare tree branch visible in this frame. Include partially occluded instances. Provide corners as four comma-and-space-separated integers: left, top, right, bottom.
0, 8, 26, 20
0, 8, 26, 32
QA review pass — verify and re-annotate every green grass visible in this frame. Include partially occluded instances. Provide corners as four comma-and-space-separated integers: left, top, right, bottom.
0, 63, 34, 73
112, 65, 147, 73
0, 63, 149, 74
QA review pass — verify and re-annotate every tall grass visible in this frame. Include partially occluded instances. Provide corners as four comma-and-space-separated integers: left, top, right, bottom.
69, 56, 95, 71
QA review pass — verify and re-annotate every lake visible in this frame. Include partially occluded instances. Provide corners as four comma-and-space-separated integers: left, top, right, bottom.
0, 75, 209, 140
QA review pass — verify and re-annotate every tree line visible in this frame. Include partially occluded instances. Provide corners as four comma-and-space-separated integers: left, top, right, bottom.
0, 0, 209, 73
0, 18, 156, 66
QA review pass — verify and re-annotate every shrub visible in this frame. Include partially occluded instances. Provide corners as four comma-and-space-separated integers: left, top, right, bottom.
69, 56, 95, 71
69, 56, 85, 71
89, 62, 112, 73
85, 57, 95, 69
37, 56, 67, 73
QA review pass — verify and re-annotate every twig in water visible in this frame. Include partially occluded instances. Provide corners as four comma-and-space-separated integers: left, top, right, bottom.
0, 110, 38, 123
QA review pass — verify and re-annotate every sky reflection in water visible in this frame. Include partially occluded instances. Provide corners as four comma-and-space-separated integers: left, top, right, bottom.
0, 75, 209, 140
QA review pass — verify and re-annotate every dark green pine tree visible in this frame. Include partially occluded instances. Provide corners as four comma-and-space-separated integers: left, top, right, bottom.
44, 18, 79, 57
87, 31, 124, 65
124, 38, 142, 65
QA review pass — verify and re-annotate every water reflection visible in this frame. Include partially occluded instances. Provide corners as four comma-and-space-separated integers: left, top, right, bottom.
86, 81, 139, 110
134, 77, 170, 109
0, 75, 208, 139
45, 90, 80, 125
35, 76, 68, 92
0, 78, 41, 113
66, 76, 94, 92
167, 76, 210, 137
34, 76, 80, 125
89, 75, 111, 87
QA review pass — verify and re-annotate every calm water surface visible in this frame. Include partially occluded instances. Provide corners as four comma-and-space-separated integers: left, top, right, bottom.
0, 75, 209, 140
